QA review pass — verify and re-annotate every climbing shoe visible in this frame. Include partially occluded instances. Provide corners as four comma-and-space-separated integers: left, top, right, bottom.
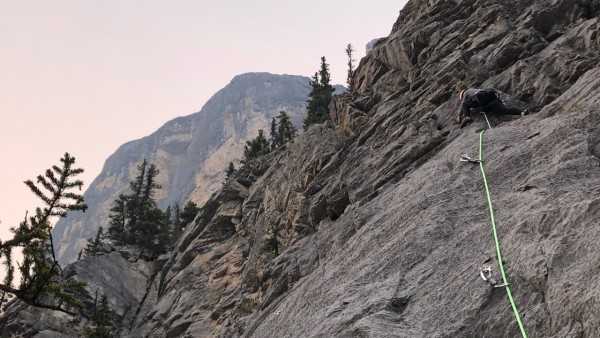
459, 116, 473, 129
521, 109, 529, 117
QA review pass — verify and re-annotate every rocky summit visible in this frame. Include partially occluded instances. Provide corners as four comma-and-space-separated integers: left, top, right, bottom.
51, 72, 312, 266
2, 0, 600, 337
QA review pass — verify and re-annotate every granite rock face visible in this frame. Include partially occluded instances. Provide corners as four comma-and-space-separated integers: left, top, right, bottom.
52, 73, 312, 266
4, 0, 600, 337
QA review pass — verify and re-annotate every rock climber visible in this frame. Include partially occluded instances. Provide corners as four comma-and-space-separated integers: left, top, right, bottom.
479, 266, 508, 288
456, 88, 528, 128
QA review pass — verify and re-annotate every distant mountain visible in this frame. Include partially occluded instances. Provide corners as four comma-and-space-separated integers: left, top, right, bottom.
53, 72, 315, 265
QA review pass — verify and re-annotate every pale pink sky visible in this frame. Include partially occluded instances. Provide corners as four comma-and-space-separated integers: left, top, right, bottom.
0, 1, 407, 241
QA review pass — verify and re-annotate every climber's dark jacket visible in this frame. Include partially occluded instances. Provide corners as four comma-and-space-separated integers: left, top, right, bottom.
458, 88, 522, 118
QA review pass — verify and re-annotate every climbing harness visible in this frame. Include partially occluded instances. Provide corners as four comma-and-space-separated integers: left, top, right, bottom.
477, 112, 528, 338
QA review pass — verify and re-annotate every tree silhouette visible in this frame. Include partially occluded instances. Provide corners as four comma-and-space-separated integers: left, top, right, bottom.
0, 153, 87, 315
304, 56, 335, 129
83, 292, 115, 338
242, 130, 271, 163
84, 227, 106, 257
106, 160, 170, 256
346, 44, 355, 91
271, 111, 297, 149
225, 162, 236, 178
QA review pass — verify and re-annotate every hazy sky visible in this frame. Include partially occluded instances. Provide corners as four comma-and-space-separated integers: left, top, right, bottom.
0, 1, 407, 241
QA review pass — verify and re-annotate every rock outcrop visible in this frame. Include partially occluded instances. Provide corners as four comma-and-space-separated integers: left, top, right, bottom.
126, 0, 599, 336
4, 0, 600, 337
0, 247, 157, 337
52, 73, 313, 266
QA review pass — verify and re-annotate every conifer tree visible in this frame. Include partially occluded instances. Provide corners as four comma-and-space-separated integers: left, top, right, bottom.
105, 160, 170, 257
271, 111, 297, 149
170, 200, 200, 244
0, 153, 87, 315
107, 194, 128, 245
84, 227, 106, 257
277, 111, 297, 146
150, 206, 171, 255
346, 44, 355, 91
83, 292, 115, 338
303, 72, 322, 129
304, 57, 335, 129
270, 117, 280, 149
179, 201, 200, 226
225, 162, 236, 178
242, 130, 271, 163
127, 160, 147, 231
130, 162, 162, 250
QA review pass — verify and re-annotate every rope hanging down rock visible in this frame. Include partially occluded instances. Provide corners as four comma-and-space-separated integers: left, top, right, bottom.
478, 112, 528, 338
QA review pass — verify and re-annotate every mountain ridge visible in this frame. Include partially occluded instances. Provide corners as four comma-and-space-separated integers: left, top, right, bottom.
53, 72, 314, 265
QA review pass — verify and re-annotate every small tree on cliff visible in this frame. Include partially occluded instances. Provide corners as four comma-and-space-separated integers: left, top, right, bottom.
270, 116, 279, 149
84, 227, 107, 257
0, 153, 87, 315
242, 130, 271, 163
170, 201, 200, 244
225, 162, 236, 178
271, 111, 297, 149
106, 194, 128, 245
106, 159, 171, 256
179, 201, 200, 226
346, 44, 355, 91
303, 56, 335, 130
83, 292, 115, 338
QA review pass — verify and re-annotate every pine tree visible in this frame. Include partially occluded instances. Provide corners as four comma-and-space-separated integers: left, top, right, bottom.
270, 117, 280, 149
84, 227, 106, 257
277, 111, 297, 146
150, 206, 171, 256
346, 44, 355, 91
303, 72, 322, 129
83, 292, 115, 338
130, 163, 163, 251
270, 111, 297, 149
225, 162, 236, 178
105, 160, 170, 257
127, 160, 147, 232
0, 153, 87, 315
242, 130, 271, 163
170, 201, 200, 244
127, 161, 157, 241
95, 293, 113, 327
304, 57, 335, 130
179, 201, 200, 226
107, 194, 128, 245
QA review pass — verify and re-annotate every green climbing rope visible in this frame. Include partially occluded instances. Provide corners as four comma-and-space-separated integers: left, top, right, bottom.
478, 116, 528, 338
483, 111, 493, 130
